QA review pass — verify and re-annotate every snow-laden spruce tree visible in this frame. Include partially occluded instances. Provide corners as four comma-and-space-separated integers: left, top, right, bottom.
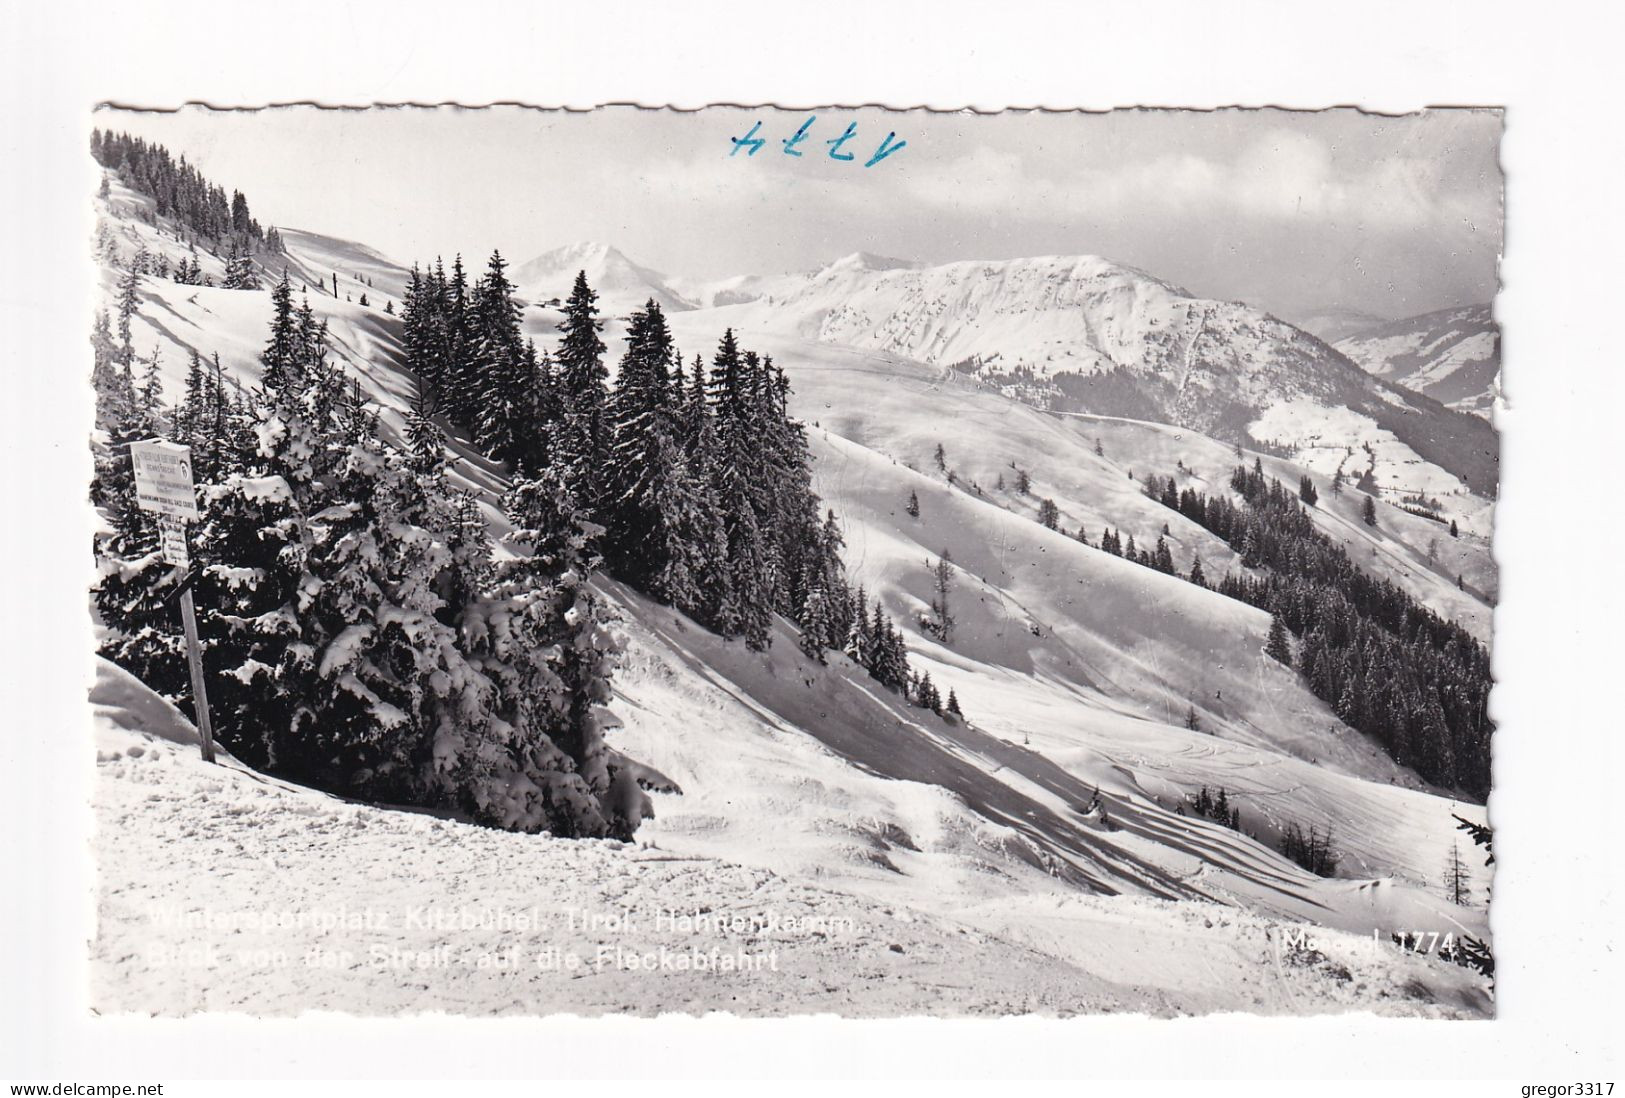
552, 270, 611, 510
286, 425, 491, 803
674, 358, 732, 623
178, 277, 349, 769
706, 333, 778, 649
604, 299, 680, 589
457, 469, 649, 838
798, 581, 833, 664
645, 432, 721, 613
468, 251, 536, 468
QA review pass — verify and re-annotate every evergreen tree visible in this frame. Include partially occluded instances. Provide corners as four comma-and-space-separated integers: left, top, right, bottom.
88, 312, 161, 606
867, 597, 913, 691
707, 330, 773, 649
116, 266, 141, 368
1265, 614, 1293, 664
810, 510, 855, 651
286, 426, 480, 803
469, 250, 534, 468
604, 300, 680, 585
1153, 534, 1175, 574
914, 670, 942, 713
717, 499, 771, 649
905, 490, 920, 518
135, 346, 165, 427
1037, 497, 1060, 529
468, 469, 646, 839
222, 241, 258, 290
1279, 821, 1339, 876
553, 270, 611, 510
90, 311, 136, 438
798, 582, 833, 664
438, 257, 475, 426
1298, 475, 1318, 506
678, 353, 709, 451
674, 390, 732, 625
846, 586, 871, 665
927, 551, 955, 644
404, 384, 445, 476
261, 270, 301, 388
1362, 494, 1378, 527
1443, 841, 1472, 905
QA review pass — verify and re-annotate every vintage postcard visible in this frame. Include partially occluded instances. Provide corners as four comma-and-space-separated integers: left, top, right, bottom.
85, 104, 1500, 1018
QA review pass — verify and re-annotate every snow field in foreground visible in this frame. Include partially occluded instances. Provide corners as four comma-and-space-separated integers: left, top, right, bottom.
91, 659, 1488, 1017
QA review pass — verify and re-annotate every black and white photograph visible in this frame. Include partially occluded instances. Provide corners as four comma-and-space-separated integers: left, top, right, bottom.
3, 2, 1623, 1088
82, 104, 1500, 1017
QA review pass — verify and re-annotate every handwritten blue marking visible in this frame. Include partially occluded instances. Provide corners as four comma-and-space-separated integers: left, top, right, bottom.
782, 116, 815, 157
730, 121, 765, 157
825, 122, 858, 161
865, 131, 907, 168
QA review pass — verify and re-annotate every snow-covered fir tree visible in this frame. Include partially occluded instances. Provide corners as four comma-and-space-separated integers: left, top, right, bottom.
553, 270, 611, 509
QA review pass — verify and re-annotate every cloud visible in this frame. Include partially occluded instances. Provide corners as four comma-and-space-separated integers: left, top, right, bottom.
906, 125, 1495, 237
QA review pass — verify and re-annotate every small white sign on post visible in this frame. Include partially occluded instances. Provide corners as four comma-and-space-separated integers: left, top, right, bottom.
128, 439, 215, 764
159, 517, 190, 566
130, 439, 201, 521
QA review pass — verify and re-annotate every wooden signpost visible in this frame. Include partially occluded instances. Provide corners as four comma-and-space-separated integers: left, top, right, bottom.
130, 439, 216, 764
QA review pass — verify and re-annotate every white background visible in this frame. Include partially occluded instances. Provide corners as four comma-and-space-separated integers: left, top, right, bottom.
1, 0, 1619, 1082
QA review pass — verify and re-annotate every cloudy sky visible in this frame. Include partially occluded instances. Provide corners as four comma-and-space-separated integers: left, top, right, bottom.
96, 105, 1502, 322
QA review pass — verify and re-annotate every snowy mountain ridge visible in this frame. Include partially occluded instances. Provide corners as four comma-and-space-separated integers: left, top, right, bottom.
693, 248, 1501, 500
1336, 304, 1500, 420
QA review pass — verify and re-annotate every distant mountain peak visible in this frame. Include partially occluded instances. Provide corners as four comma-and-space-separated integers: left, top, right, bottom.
822, 251, 924, 274
512, 241, 692, 311
528, 240, 623, 264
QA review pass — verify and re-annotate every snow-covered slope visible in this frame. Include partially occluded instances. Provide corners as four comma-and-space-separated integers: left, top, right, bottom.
89, 172, 1495, 1015
513, 241, 693, 315
280, 227, 414, 310
92, 658, 1489, 1017
1336, 305, 1500, 419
